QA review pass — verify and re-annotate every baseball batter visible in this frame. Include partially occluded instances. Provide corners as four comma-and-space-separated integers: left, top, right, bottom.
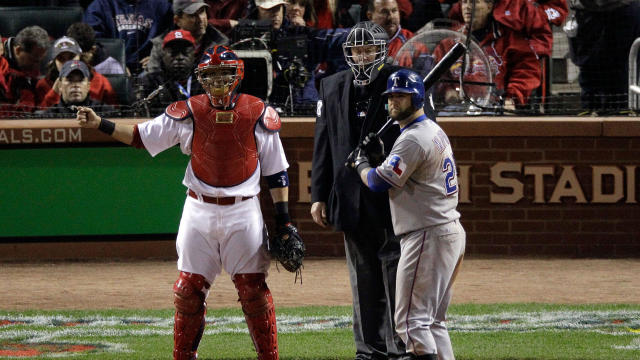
348, 69, 465, 360
76, 45, 298, 360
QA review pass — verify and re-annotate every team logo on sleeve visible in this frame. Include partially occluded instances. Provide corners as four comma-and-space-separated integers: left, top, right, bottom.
388, 155, 406, 176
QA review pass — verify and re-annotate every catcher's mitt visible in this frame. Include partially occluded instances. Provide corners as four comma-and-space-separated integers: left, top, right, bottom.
269, 223, 305, 277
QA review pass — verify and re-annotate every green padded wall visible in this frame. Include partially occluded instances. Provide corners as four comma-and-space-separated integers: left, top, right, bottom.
1, 146, 189, 237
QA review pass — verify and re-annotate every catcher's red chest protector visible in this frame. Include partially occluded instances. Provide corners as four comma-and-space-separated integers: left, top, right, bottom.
185, 94, 265, 187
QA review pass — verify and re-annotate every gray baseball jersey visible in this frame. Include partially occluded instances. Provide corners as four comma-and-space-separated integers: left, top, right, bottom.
376, 118, 460, 235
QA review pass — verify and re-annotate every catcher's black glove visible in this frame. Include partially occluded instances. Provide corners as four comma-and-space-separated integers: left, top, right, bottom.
270, 223, 305, 276
360, 132, 385, 167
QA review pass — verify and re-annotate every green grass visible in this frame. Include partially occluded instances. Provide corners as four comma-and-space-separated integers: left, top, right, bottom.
1, 304, 639, 359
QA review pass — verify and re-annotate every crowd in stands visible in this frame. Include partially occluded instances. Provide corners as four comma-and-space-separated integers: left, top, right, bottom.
0, 0, 638, 118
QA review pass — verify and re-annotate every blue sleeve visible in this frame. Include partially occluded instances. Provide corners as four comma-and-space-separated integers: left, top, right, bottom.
365, 168, 392, 192
84, 0, 112, 38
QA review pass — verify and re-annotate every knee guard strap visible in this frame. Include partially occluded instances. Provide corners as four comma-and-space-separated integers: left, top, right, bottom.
173, 272, 210, 360
233, 273, 278, 360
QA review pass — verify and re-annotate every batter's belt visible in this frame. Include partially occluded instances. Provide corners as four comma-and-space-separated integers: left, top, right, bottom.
188, 189, 253, 206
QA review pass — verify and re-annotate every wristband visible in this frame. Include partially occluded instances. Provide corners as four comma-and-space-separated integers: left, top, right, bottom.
274, 201, 291, 227
98, 117, 115, 135
355, 159, 371, 175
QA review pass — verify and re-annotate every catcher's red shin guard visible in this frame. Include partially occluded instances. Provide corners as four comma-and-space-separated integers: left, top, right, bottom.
173, 272, 210, 360
233, 273, 279, 360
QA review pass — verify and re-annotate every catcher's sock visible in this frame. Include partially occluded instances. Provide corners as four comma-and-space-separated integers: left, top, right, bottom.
233, 273, 279, 360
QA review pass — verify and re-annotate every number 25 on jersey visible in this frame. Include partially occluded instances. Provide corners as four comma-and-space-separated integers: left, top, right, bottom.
442, 156, 458, 196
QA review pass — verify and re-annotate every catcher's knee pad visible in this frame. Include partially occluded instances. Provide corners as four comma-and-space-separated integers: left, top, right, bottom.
233, 273, 278, 360
173, 272, 210, 360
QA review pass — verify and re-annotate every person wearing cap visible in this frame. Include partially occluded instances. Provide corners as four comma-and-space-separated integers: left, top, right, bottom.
83, 0, 173, 75
136, 30, 204, 113
250, 0, 287, 31
36, 36, 117, 110
40, 60, 114, 117
143, 0, 228, 74
0, 25, 50, 115
240, 0, 320, 109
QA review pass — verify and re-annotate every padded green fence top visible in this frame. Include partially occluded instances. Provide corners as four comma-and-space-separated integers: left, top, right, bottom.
1, 146, 188, 237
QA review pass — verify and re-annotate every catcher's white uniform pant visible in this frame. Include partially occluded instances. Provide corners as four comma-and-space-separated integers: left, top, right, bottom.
394, 219, 465, 359
175, 195, 271, 288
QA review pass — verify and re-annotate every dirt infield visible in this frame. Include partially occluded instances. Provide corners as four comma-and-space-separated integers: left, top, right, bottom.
1, 257, 639, 310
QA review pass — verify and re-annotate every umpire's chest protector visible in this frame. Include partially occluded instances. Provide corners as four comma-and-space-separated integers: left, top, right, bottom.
187, 94, 265, 187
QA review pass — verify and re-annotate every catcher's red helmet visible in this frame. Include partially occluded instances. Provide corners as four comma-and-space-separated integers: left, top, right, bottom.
195, 45, 245, 108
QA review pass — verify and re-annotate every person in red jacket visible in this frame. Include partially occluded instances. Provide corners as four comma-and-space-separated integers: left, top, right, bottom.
442, 0, 543, 108
448, 0, 554, 57
0, 26, 50, 116
204, 0, 249, 36
367, 0, 415, 57
36, 36, 117, 109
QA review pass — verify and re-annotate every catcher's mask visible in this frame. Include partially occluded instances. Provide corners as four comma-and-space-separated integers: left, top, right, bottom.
382, 69, 425, 109
195, 45, 244, 108
342, 21, 388, 86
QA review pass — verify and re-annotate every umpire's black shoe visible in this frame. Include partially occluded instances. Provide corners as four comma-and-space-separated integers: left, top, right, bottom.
397, 354, 438, 360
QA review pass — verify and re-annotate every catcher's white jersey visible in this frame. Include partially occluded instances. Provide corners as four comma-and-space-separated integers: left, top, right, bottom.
376, 118, 460, 235
136, 112, 289, 283
137, 113, 289, 197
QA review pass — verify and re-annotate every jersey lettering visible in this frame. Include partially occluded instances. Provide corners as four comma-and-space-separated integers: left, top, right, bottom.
442, 156, 458, 196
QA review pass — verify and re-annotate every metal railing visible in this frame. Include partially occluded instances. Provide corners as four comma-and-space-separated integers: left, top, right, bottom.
629, 37, 640, 111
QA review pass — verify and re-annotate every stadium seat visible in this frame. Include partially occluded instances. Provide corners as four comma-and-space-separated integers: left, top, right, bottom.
0, 6, 83, 39
96, 38, 127, 73
104, 74, 132, 106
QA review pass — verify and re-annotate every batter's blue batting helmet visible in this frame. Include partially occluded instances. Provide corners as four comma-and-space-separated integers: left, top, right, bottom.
382, 69, 425, 109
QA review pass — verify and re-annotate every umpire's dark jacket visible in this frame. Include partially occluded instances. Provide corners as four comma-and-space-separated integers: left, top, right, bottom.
311, 64, 404, 232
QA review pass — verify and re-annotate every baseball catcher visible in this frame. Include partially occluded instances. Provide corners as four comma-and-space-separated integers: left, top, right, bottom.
77, 44, 303, 360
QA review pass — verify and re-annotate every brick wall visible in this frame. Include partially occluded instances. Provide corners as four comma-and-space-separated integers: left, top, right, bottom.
2, 117, 638, 259
260, 117, 640, 258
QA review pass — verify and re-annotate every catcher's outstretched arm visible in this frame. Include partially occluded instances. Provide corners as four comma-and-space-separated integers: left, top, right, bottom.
76, 106, 135, 145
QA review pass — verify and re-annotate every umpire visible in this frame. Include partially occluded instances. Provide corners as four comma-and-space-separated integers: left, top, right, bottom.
310, 21, 433, 360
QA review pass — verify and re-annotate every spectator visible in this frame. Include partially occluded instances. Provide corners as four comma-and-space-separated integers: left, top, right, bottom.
367, 0, 415, 57
448, 0, 553, 57
247, 0, 319, 108
83, 0, 173, 75
40, 60, 114, 117
568, 0, 640, 113
286, 0, 319, 26
144, 0, 228, 74
444, 0, 544, 108
0, 26, 50, 115
204, 0, 249, 36
312, 0, 337, 28
252, 0, 287, 30
537, 0, 569, 26
36, 36, 117, 109
66, 22, 125, 75
136, 30, 203, 114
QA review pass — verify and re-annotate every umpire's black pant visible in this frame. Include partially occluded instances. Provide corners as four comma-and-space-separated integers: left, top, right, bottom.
344, 226, 405, 360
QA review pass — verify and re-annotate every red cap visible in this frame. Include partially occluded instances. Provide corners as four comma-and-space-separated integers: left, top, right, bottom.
162, 30, 196, 48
